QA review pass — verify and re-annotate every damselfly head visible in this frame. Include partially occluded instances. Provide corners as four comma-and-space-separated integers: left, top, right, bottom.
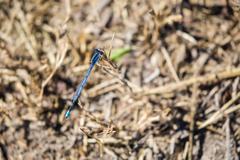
91, 48, 104, 63
94, 48, 104, 55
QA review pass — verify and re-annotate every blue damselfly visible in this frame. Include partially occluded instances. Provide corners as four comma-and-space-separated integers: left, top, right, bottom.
65, 49, 104, 118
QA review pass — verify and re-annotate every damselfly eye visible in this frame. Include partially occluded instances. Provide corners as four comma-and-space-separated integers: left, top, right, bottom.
94, 48, 104, 55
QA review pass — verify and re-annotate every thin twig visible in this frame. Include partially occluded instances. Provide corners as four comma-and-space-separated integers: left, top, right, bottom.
188, 62, 199, 160
188, 84, 198, 160
138, 68, 240, 96
225, 117, 232, 160
161, 47, 180, 82
39, 40, 68, 100
39, 1, 71, 100
102, 66, 141, 92
107, 33, 115, 58
80, 127, 104, 158
199, 92, 240, 129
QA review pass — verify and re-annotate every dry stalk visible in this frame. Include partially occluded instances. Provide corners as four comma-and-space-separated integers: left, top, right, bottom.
39, 0, 71, 100
138, 68, 240, 96
188, 84, 198, 160
200, 92, 240, 129
80, 127, 104, 158
225, 117, 238, 160
161, 47, 180, 82
39, 39, 68, 100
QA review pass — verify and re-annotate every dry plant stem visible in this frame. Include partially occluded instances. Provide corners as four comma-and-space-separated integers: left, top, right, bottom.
80, 106, 118, 135
16, 1, 38, 60
183, 141, 189, 159
161, 47, 180, 82
225, 117, 231, 160
225, 117, 237, 160
15, 20, 37, 60
39, 1, 71, 100
197, 123, 224, 136
0, 108, 11, 120
88, 78, 120, 97
224, 104, 240, 115
80, 128, 104, 158
188, 62, 199, 160
107, 33, 115, 58
98, 54, 140, 92
200, 92, 240, 129
139, 68, 240, 96
188, 84, 198, 160
39, 41, 68, 100
101, 66, 141, 92
82, 108, 112, 128
90, 83, 123, 97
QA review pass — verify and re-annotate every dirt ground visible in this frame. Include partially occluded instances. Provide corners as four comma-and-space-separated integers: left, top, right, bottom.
0, 0, 240, 160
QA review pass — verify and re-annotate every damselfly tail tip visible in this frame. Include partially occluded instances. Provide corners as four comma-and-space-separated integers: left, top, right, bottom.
65, 110, 71, 119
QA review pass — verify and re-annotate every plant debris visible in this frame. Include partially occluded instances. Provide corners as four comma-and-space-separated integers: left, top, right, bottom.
0, 0, 240, 159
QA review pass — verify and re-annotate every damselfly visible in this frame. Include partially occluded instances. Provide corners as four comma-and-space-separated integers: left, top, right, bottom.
65, 49, 104, 118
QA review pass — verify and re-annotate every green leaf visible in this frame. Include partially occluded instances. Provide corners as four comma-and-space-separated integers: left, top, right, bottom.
110, 47, 131, 61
